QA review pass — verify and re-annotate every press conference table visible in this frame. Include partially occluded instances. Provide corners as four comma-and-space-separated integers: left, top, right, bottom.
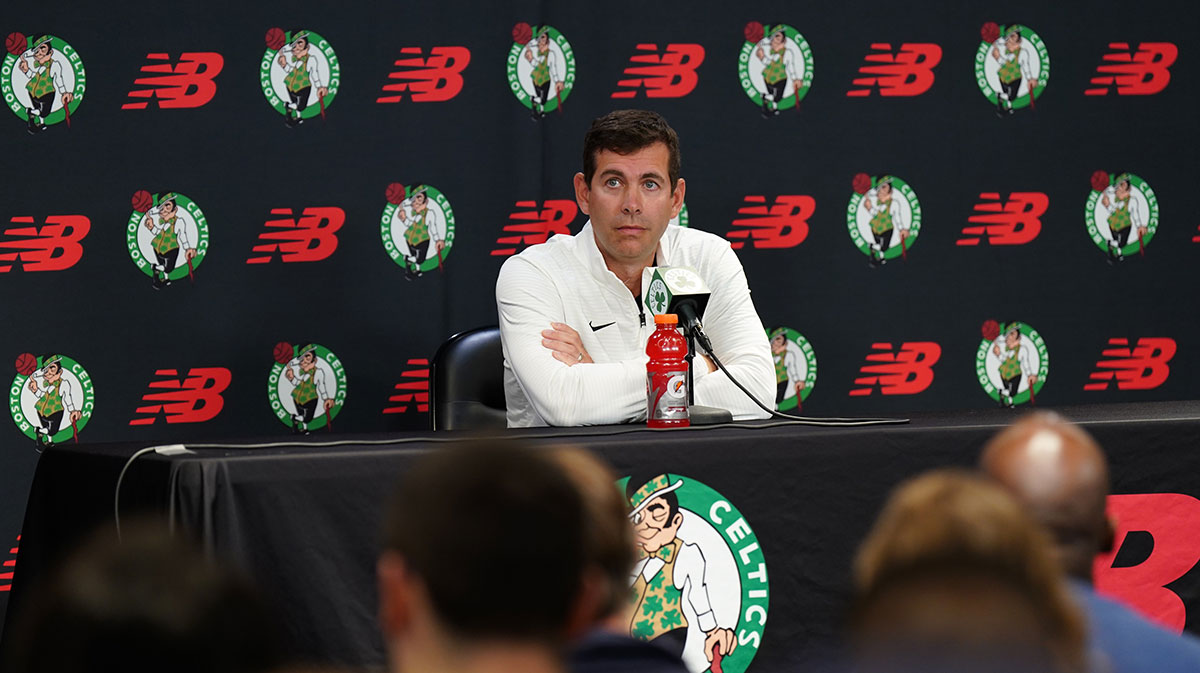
6, 401, 1200, 670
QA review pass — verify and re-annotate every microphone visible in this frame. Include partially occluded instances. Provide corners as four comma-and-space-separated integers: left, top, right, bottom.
641, 266, 711, 346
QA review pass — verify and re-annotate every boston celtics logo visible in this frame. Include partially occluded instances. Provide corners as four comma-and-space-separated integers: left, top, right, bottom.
508, 23, 576, 120
1086, 170, 1158, 262
848, 173, 921, 266
3, 32, 85, 133
670, 202, 690, 228
261, 27, 339, 127
268, 341, 346, 433
976, 22, 1048, 116
127, 190, 210, 289
739, 22, 813, 117
622, 473, 769, 673
11, 352, 94, 449
767, 327, 815, 412
381, 182, 457, 279
976, 320, 1048, 408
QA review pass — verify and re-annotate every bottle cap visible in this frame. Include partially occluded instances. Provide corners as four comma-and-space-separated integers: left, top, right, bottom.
654, 313, 678, 325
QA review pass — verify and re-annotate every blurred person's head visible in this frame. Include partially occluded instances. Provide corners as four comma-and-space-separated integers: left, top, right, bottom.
850, 469, 1086, 673
980, 412, 1114, 581
378, 441, 589, 673
8, 520, 283, 673
549, 446, 634, 630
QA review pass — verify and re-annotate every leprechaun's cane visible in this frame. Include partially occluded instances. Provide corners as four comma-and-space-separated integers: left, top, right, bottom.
555, 87, 563, 115
318, 92, 326, 120
1138, 229, 1145, 256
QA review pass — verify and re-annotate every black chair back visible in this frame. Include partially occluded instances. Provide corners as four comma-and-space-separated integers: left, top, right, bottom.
430, 326, 507, 431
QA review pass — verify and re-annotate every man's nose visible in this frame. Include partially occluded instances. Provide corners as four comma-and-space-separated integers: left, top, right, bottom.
621, 188, 643, 215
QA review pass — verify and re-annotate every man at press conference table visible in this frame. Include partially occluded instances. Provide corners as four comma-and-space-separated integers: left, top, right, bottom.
495, 109, 775, 427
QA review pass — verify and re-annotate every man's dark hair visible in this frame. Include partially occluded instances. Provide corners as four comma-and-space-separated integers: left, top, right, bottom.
582, 109, 681, 192
383, 441, 586, 643
6, 520, 284, 673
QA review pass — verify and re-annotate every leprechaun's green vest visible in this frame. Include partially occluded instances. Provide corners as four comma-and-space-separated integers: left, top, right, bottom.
152, 215, 179, 255
36, 379, 64, 417
628, 540, 687, 641
285, 55, 311, 92
774, 352, 788, 384
292, 368, 318, 405
1108, 201, 1132, 232
405, 209, 430, 246
999, 346, 1022, 380
531, 52, 551, 86
870, 199, 894, 235
27, 59, 56, 98
999, 52, 1022, 84
762, 48, 788, 84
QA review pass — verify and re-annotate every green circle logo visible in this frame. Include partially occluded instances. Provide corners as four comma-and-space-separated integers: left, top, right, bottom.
621, 473, 769, 673
268, 342, 347, 432
1085, 172, 1159, 261
975, 321, 1048, 407
847, 174, 921, 264
767, 326, 815, 411
126, 191, 210, 287
738, 23, 813, 115
381, 184, 457, 278
2, 34, 86, 131
260, 29, 339, 124
975, 23, 1049, 113
10, 353, 95, 448
507, 25, 576, 117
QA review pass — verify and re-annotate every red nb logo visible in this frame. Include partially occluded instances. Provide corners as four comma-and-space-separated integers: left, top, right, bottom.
377, 47, 471, 103
122, 52, 224, 109
247, 207, 345, 264
129, 368, 232, 426
611, 44, 704, 99
726, 196, 814, 249
383, 359, 431, 414
492, 200, 579, 257
0, 535, 17, 593
1095, 493, 1200, 633
849, 342, 941, 396
958, 192, 1048, 246
0, 216, 90, 272
1085, 42, 1177, 96
1084, 337, 1176, 391
846, 43, 942, 97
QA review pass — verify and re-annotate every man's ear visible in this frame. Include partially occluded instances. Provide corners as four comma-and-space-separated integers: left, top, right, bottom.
378, 552, 412, 638
671, 512, 684, 529
671, 178, 686, 218
574, 172, 591, 216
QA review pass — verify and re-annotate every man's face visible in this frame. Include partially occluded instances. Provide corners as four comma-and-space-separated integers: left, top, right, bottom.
412, 193, 427, 213
160, 201, 176, 218
292, 39, 308, 59
538, 33, 549, 52
771, 335, 786, 354
877, 183, 892, 202
1115, 181, 1130, 201
1006, 33, 1021, 53
574, 142, 684, 272
300, 352, 316, 371
771, 33, 785, 50
43, 364, 61, 383
1005, 330, 1020, 349
632, 495, 682, 554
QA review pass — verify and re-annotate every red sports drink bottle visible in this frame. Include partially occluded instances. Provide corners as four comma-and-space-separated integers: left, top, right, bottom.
646, 313, 689, 428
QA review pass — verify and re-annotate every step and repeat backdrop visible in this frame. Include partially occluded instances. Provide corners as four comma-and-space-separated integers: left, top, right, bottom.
0, 0, 1196, 623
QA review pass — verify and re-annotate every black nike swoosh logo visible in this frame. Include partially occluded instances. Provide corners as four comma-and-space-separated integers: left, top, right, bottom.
589, 321, 616, 332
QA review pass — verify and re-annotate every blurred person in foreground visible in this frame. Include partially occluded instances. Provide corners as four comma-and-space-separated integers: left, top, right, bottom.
550, 447, 689, 673
850, 469, 1086, 673
981, 412, 1200, 673
5, 519, 284, 673
377, 442, 594, 673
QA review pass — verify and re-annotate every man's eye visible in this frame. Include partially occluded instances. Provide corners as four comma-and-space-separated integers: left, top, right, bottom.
605, 178, 621, 188
632, 512, 643, 525
643, 181, 659, 190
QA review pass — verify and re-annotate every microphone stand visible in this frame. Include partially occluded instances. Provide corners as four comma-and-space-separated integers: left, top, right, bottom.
680, 317, 732, 426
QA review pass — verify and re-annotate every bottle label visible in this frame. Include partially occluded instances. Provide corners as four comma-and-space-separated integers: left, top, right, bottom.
647, 370, 689, 421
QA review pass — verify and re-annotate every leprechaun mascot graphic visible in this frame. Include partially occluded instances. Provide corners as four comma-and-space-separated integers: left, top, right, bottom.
282, 344, 333, 433
25, 354, 80, 447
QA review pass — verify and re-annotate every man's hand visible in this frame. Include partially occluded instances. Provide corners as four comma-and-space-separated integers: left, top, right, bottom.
861, 197, 872, 211
992, 46, 1000, 60
28, 379, 38, 393
700, 354, 716, 374
144, 216, 155, 231
1029, 79, 1039, 92
62, 93, 73, 106
541, 322, 592, 366
284, 368, 294, 381
993, 344, 1002, 356
524, 47, 533, 62
704, 628, 736, 662
278, 54, 287, 68
436, 240, 445, 252
317, 87, 328, 99
186, 248, 197, 260
1102, 193, 1110, 208
324, 399, 335, 412
899, 229, 909, 241
397, 209, 407, 222
795, 380, 805, 396
1138, 226, 1148, 240
755, 46, 764, 59
555, 81, 564, 93
69, 410, 81, 424
1029, 375, 1038, 386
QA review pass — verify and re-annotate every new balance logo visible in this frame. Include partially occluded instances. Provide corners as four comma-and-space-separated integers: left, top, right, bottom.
129, 368, 232, 425
849, 342, 941, 396
611, 44, 704, 98
958, 192, 1048, 246
1084, 338, 1176, 391
122, 52, 224, 109
846, 43, 942, 97
492, 200, 578, 256
0, 216, 90, 272
726, 195, 814, 249
383, 359, 430, 414
377, 47, 471, 103
1085, 43, 1177, 96
0, 535, 17, 593
247, 207, 345, 264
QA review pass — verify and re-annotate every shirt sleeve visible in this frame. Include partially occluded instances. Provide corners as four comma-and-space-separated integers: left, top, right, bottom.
1130, 200, 1144, 229
678, 543, 719, 633
1020, 50, 1035, 82
307, 56, 324, 88
51, 61, 67, 94
549, 52, 559, 82
315, 369, 329, 400
176, 220, 191, 250
892, 200, 907, 230
692, 244, 775, 420
60, 380, 76, 413
496, 256, 647, 426
785, 49, 800, 81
